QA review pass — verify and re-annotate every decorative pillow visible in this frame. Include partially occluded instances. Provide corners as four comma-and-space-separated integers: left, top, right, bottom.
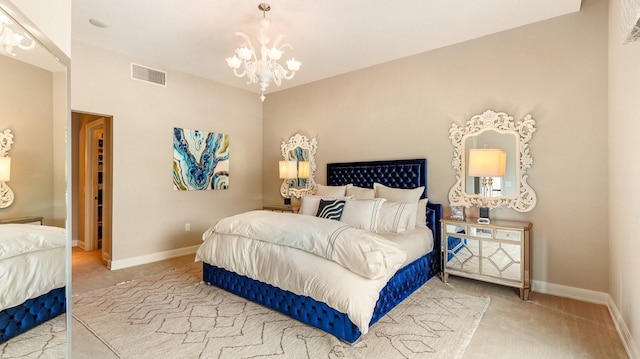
299, 195, 327, 215
299, 194, 351, 216
316, 184, 347, 197
316, 199, 346, 220
377, 202, 418, 233
340, 198, 386, 232
373, 182, 424, 203
346, 184, 375, 199
414, 198, 429, 228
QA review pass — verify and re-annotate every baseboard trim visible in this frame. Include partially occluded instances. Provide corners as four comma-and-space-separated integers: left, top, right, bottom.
607, 296, 639, 359
532, 280, 608, 304
109, 245, 200, 271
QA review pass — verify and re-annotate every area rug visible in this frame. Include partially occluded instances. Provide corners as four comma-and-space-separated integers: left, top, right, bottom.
73, 267, 489, 359
0, 315, 66, 359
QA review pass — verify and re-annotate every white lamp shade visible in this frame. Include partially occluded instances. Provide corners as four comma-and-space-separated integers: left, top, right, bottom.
0, 157, 10, 182
297, 161, 310, 179
279, 160, 297, 179
467, 149, 506, 177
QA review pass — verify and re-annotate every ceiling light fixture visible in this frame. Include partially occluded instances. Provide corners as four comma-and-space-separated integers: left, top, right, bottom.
225, 3, 301, 102
0, 11, 35, 57
89, 18, 109, 28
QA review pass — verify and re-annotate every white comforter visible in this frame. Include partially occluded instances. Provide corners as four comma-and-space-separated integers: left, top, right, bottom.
195, 210, 431, 333
0, 224, 66, 311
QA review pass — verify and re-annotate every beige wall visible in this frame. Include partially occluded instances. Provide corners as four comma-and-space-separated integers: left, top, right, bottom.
264, 0, 609, 296
71, 41, 263, 268
609, 0, 640, 356
0, 56, 55, 223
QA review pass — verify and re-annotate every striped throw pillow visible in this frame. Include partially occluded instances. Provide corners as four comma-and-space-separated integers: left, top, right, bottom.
316, 199, 346, 220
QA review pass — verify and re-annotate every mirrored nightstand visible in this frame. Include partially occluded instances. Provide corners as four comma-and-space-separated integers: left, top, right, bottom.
0, 216, 44, 225
441, 216, 532, 300
262, 204, 299, 213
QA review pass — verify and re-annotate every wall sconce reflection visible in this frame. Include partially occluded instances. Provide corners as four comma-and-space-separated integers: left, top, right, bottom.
0, 156, 13, 208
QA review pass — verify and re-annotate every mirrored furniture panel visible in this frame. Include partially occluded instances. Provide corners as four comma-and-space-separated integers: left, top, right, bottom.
280, 133, 317, 199
441, 217, 532, 300
448, 109, 537, 212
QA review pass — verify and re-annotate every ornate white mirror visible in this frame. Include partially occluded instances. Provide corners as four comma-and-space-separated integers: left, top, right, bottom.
448, 109, 537, 212
280, 133, 317, 199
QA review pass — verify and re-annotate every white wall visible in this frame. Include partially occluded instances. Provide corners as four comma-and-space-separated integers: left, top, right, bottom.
264, 0, 609, 298
608, 0, 640, 357
71, 41, 263, 267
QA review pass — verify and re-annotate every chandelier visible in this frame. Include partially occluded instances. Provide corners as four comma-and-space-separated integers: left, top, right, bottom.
0, 11, 35, 57
225, 3, 301, 102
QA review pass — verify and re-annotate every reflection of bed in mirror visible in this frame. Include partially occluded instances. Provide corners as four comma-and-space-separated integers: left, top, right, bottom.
0, 223, 66, 342
0, 0, 70, 349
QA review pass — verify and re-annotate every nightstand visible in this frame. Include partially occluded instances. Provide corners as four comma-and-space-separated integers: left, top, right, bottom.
262, 204, 299, 213
0, 216, 44, 225
441, 217, 532, 300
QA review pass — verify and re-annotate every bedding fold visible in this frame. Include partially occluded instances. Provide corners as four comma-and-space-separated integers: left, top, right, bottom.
0, 224, 66, 260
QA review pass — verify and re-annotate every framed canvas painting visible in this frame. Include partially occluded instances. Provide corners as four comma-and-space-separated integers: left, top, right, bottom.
173, 127, 229, 190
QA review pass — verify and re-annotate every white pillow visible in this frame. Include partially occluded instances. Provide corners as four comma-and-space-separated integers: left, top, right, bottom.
377, 202, 418, 233
340, 198, 386, 232
299, 194, 351, 216
316, 184, 347, 197
373, 183, 424, 203
346, 184, 375, 199
414, 198, 429, 229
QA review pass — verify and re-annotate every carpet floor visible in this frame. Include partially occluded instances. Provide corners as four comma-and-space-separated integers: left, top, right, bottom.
72, 266, 489, 359
0, 315, 66, 359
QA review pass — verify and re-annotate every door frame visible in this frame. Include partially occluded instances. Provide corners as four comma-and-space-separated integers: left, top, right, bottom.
83, 119, 103, 251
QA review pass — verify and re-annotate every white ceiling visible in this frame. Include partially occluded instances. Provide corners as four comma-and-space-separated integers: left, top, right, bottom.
72, 0, 582, 95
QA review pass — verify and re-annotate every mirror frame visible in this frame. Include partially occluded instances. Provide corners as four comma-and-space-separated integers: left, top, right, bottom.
0, 0, 71, 353
448, 109, 537, 212
280, 133, 317, 199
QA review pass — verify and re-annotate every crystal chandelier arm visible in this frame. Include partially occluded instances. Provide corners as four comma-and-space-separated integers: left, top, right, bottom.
230, 66, 247, 79
234, 32, 257, 61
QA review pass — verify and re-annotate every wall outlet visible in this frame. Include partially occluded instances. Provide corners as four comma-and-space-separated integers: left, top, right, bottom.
184, 223, 191, 231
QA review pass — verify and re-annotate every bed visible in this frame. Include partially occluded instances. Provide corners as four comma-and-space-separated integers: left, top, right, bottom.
197, 158, 442, 343
0, 224, 66, 343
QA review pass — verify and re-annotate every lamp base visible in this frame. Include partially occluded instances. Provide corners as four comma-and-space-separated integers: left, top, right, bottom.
283, 197, 291, 206
478, 207, 490, 224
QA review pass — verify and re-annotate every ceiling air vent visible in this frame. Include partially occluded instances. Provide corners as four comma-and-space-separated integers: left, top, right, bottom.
131, 63, 167, 87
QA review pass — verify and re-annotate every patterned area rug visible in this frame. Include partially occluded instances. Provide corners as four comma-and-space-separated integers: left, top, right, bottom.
0, 315, 66, 358
73, 267, 489, 359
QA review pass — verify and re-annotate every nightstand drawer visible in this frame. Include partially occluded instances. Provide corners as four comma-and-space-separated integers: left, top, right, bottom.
469, 226, 493, 238
496, 229, 522, 241
445, 223, 466, 234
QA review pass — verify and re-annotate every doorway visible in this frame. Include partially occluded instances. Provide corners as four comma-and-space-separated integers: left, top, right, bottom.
72, 111, 113, 268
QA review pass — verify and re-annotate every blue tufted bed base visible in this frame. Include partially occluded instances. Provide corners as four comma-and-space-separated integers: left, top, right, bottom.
0, 287, 66, 343
202, 159, 442, 343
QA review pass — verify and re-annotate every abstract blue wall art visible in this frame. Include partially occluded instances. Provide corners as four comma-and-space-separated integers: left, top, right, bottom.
173, 127, 229, 191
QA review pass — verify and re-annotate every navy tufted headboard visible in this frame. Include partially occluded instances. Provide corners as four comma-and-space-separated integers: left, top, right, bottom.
327, 158, 443, 274
327, 158, 427, 197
